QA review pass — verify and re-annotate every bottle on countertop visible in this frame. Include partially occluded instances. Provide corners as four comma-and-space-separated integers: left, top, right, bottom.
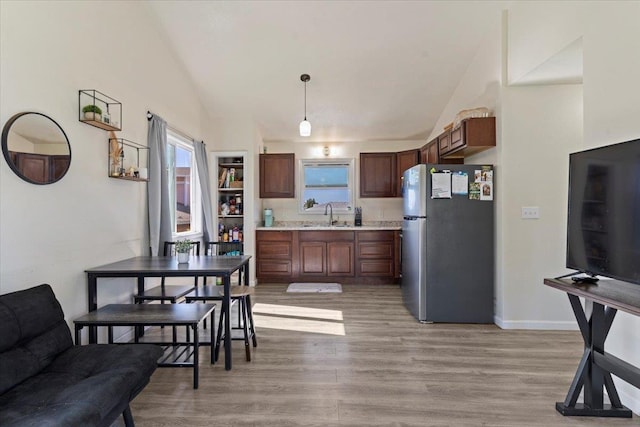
354, 207, 363, 226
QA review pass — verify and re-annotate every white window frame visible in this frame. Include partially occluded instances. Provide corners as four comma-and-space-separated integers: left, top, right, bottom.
167, 130, 202, 240
298, 158, 355, 214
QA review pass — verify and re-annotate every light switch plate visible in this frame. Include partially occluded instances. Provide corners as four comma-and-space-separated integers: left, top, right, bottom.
521, 206, 540, 219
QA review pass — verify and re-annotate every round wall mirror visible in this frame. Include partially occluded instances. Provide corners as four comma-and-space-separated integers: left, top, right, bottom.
2, 112, 71, 185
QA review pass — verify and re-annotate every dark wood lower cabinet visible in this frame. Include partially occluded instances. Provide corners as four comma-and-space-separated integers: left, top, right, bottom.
327, 242, 355, 276
256, 229, 399, 284
299, 231, 355, 278
256, 231, 295, 280
300, 242, 326, 276
356, 231, 396, 279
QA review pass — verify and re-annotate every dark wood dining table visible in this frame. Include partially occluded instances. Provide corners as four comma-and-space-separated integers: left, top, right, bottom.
85, 255, 251, 371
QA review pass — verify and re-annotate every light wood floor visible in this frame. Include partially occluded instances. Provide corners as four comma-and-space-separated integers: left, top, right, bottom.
128, 284, 637, 426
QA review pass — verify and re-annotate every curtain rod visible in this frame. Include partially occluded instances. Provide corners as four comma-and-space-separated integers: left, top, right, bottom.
147, 110, 203, 145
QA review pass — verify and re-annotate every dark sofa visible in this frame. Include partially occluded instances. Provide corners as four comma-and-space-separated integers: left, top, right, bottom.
0, 284, 162, 427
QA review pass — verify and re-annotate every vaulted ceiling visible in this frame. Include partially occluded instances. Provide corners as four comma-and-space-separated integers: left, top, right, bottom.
148, 1, 506, 143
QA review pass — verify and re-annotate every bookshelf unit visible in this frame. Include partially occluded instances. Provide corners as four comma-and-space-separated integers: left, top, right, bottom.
216, 153, 245, 255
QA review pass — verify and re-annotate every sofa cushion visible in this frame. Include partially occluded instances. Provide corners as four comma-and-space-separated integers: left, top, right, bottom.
0, 343, 162, 426
46, 344, 163, 398
0, 285, 73, 394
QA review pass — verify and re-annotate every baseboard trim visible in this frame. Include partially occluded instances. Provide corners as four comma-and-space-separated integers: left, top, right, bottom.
617, 388, 640, 416
494, 316, 579, 330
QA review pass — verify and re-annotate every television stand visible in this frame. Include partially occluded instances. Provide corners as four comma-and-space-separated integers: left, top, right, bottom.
544, 277, 640, 418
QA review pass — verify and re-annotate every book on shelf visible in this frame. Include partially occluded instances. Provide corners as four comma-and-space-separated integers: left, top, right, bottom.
218, 168, 227, 188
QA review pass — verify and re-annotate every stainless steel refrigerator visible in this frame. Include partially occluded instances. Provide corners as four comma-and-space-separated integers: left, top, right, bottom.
401, 164, 494, 323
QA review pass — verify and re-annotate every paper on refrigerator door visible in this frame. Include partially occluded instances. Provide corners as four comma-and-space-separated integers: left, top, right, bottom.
431, 172, 451, 199
452, 172, 468, 195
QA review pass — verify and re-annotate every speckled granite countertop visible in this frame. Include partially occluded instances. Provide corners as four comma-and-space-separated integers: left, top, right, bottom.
255, 221, 401, 231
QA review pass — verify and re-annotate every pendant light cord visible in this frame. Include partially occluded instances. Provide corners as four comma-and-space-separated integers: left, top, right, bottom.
304, 80, 307, 120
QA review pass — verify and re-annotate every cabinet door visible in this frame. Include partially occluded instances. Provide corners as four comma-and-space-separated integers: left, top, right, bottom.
420, 144, 429, 164
300, 242, 326, 276
396, 149, 419, 196
427, 141, 439, 164
16, 153, 49, 183
438, 131, 451, 155
420, 140, 439, 164
450, 125, 464, 152
327, 242, 355, 277
50, 155, 70, 180
259, 153, 295, 198
360, 152, 397, 198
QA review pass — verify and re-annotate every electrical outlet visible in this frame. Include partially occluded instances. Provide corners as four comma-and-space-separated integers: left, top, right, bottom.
521, 206, 540, 219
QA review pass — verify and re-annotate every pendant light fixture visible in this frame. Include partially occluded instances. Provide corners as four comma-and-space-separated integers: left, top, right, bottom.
299, 74, 311, 137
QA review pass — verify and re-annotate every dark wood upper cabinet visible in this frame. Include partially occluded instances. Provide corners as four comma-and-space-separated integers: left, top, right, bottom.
421, 139, 440, 164
259, 153, 295, 198
420, 138, 463, 165
360, 152, 397, 198
440, 117, 496, 159
361, 150, 419, 197
396, 149, 419, 196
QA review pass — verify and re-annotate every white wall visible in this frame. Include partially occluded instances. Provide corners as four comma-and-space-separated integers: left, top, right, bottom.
499, 84, 583, 327
0, 2, 207, 334
506, 0, 640, 413
263, 140, 420, 223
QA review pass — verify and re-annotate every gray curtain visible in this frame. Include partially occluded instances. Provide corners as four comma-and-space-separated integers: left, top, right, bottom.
147, 114, 172, 256
193, 140, 214, 244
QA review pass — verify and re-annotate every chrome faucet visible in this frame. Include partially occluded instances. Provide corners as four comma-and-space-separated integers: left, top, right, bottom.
324, 203, 334, 226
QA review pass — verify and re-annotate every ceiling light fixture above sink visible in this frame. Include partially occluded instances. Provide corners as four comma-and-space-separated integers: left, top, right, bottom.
299, 74, 311, 137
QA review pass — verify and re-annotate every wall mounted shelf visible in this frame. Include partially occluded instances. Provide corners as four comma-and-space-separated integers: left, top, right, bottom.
79, 89, 122, 131
108, 138, 149, 182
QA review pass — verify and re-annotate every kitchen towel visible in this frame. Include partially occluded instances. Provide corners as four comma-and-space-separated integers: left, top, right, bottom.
287, 283, 342, 293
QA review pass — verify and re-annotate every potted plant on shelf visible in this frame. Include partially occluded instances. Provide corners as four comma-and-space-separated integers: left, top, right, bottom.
175, 239, 193, 264
82, 104, 102, 121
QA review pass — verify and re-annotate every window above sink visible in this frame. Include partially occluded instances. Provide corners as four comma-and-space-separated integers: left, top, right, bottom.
298, 158, 354, 215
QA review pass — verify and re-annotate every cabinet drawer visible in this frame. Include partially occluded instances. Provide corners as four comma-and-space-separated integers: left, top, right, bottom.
256, 230, 293, 241
257, 241, 292, 259
358, 241, 394, 258
257, 260, 292, 276
358, 259, 394, 277
357, 230, 395, 242
299, 231, 354, 242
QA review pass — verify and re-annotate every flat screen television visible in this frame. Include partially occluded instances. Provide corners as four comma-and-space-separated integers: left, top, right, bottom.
566, 138, 640, 284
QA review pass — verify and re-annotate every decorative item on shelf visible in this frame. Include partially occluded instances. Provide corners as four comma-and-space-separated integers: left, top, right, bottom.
118, 149, 125, 176
102, 106, 111, 124
453, 107, 491, 128
82, 104, 102, 122
175, 239, 193, 263
109, 137, 123, 176
304, 198, 317, 209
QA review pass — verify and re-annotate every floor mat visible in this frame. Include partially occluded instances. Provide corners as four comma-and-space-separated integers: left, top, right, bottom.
286, 283, 342, 293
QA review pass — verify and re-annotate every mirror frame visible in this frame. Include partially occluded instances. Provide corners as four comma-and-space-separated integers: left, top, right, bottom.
2, 112, 72, 185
